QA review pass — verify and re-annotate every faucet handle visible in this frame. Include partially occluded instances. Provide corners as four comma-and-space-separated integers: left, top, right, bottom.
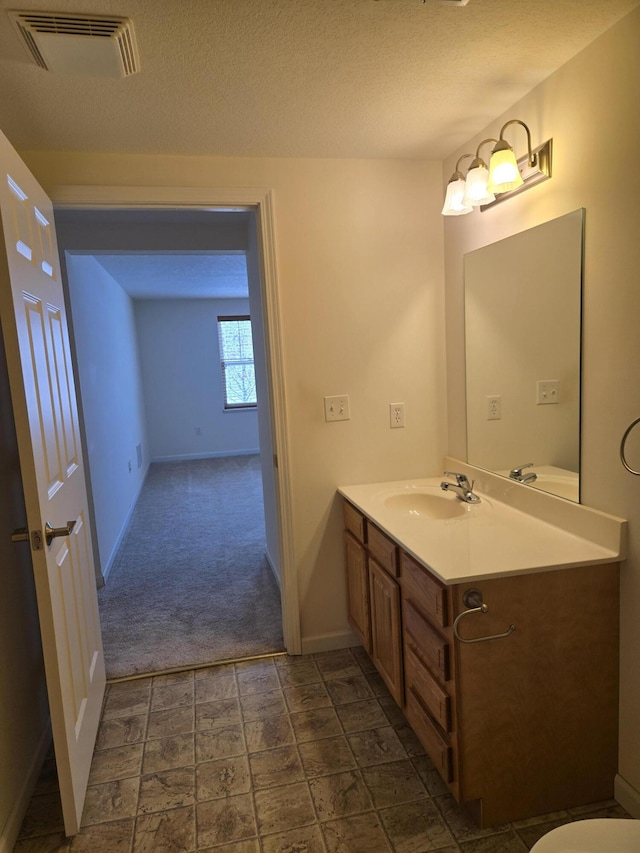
509, 463, 534, 479
443, 471, 472, 488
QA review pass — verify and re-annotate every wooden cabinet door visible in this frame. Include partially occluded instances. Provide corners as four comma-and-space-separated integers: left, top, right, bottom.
369, 558, 404, 705
344, 531, 371, 653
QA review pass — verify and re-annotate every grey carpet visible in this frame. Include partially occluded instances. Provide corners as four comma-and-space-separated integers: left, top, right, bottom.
98, 455, 284, 678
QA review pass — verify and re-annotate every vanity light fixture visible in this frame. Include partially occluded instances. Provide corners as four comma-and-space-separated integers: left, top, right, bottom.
441, 153, 473, 216
462, 138, 497, 207
442, 119, 552, 216
487, 119, 536, 193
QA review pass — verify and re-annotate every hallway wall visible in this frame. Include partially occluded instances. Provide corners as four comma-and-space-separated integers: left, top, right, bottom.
66, 254, 149, 582
247, 214, 280, 577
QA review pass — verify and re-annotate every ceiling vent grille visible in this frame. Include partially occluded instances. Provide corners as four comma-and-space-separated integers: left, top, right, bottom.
9, 11, 140, 77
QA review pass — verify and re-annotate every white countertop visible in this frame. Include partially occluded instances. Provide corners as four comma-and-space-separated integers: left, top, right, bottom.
338, 466, 626, 586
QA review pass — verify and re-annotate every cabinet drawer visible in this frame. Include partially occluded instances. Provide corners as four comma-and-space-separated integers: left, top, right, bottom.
343, 501, 367, 544
405, 644, 451, 732
403, 598, 450, 682
405, 687, 454, 784
368, 524, 398, 577
401, 552, 449, 628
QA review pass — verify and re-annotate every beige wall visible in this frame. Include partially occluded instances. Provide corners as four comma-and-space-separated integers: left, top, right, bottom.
19, 152, 448, 649
442, 6, 640, 806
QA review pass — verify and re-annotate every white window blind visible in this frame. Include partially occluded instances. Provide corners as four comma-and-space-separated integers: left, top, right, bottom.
217, 315, 257, 409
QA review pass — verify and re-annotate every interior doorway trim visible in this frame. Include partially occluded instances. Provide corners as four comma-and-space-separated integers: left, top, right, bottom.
50, 184, 301, 655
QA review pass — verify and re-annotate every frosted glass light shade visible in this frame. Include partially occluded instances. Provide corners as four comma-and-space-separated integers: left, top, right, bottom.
488, 147, 524, 193
462, 165, 495, 206
442, 178, 472, 216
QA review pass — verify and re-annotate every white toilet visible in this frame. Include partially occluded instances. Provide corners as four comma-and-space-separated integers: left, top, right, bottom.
530, 818, 640, 852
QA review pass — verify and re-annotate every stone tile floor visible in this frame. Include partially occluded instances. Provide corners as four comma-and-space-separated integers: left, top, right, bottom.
14, 647, 633, 852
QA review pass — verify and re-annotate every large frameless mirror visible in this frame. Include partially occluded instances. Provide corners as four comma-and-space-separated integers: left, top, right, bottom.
464, 208, 584, 501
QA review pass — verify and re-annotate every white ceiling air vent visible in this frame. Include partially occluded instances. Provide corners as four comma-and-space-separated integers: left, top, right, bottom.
9, 11, 140, 77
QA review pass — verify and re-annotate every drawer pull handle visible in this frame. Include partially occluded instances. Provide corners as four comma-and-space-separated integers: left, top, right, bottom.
453, 588, 516, 644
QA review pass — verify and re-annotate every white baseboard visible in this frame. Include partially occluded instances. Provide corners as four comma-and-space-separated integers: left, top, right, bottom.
301, 629, 360, 655
101, 463, 150, 583
615, 773, 640, 818
0, 719, 52, 853
150, 449, 260, 463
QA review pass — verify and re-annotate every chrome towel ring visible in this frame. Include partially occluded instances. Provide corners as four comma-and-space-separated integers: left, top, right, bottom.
453, 589, 516, 645
620, 417, 640, 476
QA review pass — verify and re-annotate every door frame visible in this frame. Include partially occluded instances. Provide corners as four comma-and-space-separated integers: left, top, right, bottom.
50, 184, 301, 655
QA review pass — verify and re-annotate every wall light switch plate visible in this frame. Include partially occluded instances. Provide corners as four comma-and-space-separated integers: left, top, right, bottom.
324, 395, 350, 422
537, 380, 560, 405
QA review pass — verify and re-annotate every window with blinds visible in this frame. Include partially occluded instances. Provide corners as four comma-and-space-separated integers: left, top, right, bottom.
217, 315, 257, 409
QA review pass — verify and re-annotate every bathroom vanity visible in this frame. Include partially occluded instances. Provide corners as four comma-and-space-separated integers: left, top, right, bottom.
339, 461, 626, 827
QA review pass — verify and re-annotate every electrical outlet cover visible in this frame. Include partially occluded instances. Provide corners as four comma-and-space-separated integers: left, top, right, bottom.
390, 403, 405, 428
487, 395, 501, 420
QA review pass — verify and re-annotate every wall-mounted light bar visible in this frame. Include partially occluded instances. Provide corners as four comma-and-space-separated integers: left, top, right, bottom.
442, 120, 552, 216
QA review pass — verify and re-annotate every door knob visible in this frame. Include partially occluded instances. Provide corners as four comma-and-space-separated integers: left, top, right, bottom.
11, 522, 76, 549
45, 520, 76, 547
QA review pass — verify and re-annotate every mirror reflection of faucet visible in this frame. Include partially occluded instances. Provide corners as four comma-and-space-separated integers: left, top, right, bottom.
509, 463, 538, 484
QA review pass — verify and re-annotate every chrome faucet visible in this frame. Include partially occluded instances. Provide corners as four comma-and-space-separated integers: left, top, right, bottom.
509, 463, 537, 484
440, 471, 481, 503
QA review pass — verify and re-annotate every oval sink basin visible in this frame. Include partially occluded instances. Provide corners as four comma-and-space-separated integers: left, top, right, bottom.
384, 491, 466, 519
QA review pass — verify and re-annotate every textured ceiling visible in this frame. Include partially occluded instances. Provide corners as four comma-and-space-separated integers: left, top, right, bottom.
91, 253, 249, 299
0, 0, 638, 159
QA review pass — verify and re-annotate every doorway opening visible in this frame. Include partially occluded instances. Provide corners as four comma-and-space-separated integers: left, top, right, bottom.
54, 203, 297, 676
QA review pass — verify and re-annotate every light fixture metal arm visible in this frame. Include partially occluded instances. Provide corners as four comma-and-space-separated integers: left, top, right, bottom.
499, 119, 536, 167
470, 137, 498, 169
450, 152, 474, 181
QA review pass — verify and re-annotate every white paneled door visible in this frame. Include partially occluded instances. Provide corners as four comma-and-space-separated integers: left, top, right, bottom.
0, 130, 105, 836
